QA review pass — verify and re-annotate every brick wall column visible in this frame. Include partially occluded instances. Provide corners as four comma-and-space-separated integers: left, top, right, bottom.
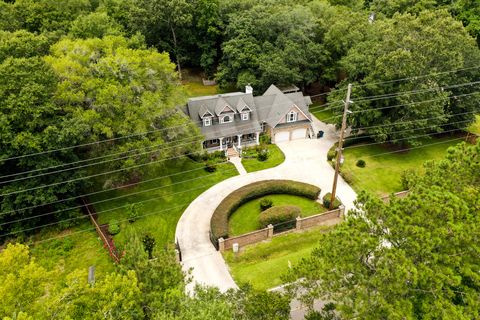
296, 216, 303, 231
218, 237, 225, 252
267, 224, 274, 239
339, 205, 345, 217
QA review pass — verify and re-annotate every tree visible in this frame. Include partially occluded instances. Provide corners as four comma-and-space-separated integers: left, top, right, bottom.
329, 10, 480, 146
287, 141, 480, 319
217, 3, 324, 91
0, 30, 53, 62
0, 243, 49, 318
45, 36, 200, 182
69, 10, 123, 39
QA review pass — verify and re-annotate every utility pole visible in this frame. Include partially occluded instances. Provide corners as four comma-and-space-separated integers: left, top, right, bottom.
330, 83, 352, 210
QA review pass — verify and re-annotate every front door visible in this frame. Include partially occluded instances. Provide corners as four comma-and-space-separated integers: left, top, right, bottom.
225, 137, 232, 147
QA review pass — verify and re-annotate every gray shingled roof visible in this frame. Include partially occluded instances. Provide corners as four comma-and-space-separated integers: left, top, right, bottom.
185, 85, 312, 140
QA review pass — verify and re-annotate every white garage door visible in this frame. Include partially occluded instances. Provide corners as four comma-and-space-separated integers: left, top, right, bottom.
291, 128, 307, 140
275, 131, 290, 143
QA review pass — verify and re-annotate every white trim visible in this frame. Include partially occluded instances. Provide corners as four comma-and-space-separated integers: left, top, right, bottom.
203, 117, 212, 126
220, 114, 234, 124
286, 111, 297, 123
273, 105, 311, 128
220, 105, 236, 114
241, 112, 249, 121
241, 105, 252, 112
200, 110, 214, 118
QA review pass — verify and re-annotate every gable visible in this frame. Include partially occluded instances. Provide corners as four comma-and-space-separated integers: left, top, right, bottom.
220, 105, 235, 114
273, 105, 310, 127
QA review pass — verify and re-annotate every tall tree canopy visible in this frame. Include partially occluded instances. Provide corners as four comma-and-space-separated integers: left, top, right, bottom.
287, 141, 480, 319
329, 10, 480, 146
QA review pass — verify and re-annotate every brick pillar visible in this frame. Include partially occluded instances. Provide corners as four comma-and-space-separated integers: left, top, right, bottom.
175, 249, 181, 263
339, 205, 345, 217
267, 224, 274, 239
296, 216, 302, 231
218, 237, 225, 252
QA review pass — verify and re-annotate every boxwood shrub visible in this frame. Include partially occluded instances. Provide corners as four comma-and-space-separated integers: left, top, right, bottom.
210, 180, 321, 241
322, 192, 342, 209
259, 205, 300, 228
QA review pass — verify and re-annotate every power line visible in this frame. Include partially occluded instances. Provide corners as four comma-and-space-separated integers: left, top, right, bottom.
353, 65, 480, 88
0, 164, 238, 225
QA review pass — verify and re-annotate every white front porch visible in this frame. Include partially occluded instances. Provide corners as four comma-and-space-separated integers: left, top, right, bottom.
203, 132, 260, 152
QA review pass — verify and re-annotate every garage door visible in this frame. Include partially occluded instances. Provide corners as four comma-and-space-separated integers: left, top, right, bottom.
275, 131, 290, 143
291, 128, 307, 140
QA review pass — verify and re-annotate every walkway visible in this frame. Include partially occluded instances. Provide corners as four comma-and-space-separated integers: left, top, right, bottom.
175, 115, 357, 293
228, 156, 247, 175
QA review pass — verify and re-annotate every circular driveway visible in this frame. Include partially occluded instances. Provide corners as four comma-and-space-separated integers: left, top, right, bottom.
175, 117, 358, 293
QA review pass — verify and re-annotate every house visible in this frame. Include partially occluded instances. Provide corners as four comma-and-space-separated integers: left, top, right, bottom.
185, 84, 313, 151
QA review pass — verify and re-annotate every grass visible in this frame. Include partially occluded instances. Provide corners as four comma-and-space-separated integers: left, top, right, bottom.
183, 81, 219, 98
309, 102, 339, 124
468, 115, 480, 135
26, 222, 115, 282
340, 135, 467, 196
92, 158, 238, 249
223, 226, 330, 290
241, 144, 285, 173
229, 195, 326, 236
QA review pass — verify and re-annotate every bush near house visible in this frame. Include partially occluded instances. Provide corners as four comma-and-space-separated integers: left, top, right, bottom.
211, 180, 321, 241
322, 193, 342, 209
259, 205, 300, 228
108, 220, 120, 235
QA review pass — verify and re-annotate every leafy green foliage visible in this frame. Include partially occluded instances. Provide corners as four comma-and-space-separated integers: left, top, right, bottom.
69, 10, 123, 39
288, 141, 480, 319
355, 159, 366, 167
329, 10, 480, 146
259, 205, 300, 228
259, 198, 273, 211
322, 193, 342, 209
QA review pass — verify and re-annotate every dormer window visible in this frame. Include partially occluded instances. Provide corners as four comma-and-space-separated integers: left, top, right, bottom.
241, 112, 249, 121
221, 115, 233, 124
287, 111, 297, 123
203, 117, 212, 126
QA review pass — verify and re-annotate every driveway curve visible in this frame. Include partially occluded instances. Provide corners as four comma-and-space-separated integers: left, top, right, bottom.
175, 117, 358, 293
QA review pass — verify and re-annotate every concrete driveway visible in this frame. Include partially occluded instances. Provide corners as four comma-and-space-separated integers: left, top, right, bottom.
175, 116, 357, 293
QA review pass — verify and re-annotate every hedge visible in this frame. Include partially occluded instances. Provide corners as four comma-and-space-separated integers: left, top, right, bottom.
322, 192, 342, 209
259, 205, 300, 228
210, 180, 321, 241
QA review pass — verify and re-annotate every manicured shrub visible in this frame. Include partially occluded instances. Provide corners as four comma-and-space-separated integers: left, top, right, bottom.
257, 149, 268, 161
142, 233, 156, 259
340, 171, 354, 184
327, 148, 337, 161
210, 180, 321, 241
259, 205, 300, 228
356, 159, 366, 168
211, 150, 226, 160
205, 160, 216, 172
108, 220, 120, 235
127, 203, 141, 223
259, 198, 273, 211
322, 193, 342, 209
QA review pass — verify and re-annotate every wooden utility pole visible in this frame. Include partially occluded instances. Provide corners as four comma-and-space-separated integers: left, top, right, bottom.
330, 83, 352, 210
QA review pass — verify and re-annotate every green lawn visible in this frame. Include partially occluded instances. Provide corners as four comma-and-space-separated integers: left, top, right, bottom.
309, 103, 339, 124
224, 226, 330, 290
229, 195, 326, 236
92, 158, 238, 248
468, 115, 480, 135
183, 81, 219, 98
27, 222, 115, 282
241, 144, 285, 173
340, 136, 466, 196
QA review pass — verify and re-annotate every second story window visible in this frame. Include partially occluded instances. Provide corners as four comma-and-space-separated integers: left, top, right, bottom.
241, 112, 249, 121
287, 111, 297, 123
221, 115, 233, 123
203, 117, 212, 126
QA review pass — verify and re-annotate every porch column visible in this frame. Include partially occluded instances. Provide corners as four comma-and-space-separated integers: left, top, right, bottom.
237, 134, 242, 148
255, 132, 260, 145
219, 137, 224, 151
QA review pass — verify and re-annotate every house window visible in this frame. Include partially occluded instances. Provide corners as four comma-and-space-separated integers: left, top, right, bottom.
287, 111, 297, 123
221, 115, 233, 123
203, 117, 212, 126
241, 112, 249, 121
